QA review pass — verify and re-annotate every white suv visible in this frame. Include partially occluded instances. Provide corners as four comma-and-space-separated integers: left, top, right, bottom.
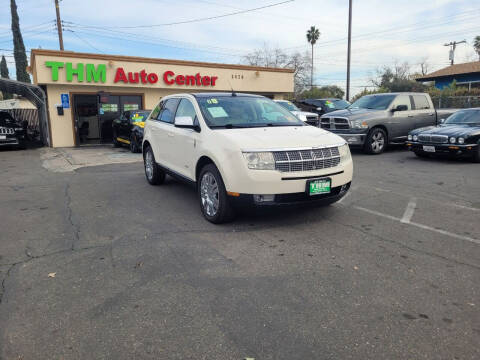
143, 93, 353, 223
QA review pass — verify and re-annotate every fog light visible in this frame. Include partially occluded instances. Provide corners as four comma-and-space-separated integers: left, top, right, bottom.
253, 194, 275, 203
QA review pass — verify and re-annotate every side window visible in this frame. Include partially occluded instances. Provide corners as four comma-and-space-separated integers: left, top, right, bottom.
159, 98, 180, 123
412, 95, 430, 110
391, 95, 411, 111
149, 102, 162, 120
175, 99, 197, 122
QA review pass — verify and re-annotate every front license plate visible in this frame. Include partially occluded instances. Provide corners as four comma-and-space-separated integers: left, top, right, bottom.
423, 145, 435, 153
308, 178, 331, 196
0, 135, 6, 140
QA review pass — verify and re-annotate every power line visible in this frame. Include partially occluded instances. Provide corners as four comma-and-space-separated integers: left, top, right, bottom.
68, 0, 294, 29
65, 30, 103, 53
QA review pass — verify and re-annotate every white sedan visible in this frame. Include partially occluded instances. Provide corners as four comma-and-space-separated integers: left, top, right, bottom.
274, 100, 319, 126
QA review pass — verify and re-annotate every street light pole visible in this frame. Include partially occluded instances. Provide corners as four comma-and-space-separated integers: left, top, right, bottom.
54, 0, 64, 50
346, 0, 352, 101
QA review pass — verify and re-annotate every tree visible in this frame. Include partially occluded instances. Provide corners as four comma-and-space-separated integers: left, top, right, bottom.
474, 36, 480, 61
300, 85, 345, 99
0, 55, 12, 99
306, 26, 320, 88
243, 44, 312, 96
10, 0, 31, 83
371, 61, 426, 93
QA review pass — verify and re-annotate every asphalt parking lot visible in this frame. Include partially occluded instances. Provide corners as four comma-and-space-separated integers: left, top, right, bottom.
0, 146, 479, 359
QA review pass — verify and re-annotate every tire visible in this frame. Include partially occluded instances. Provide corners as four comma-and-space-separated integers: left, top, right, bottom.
143, 146, 165, 185
364, 128, 387, 154
130, 134, 140, 153
198, 164, 235, 224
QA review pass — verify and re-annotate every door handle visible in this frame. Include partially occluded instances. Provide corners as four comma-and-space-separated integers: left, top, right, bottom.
407, 115, 414, 117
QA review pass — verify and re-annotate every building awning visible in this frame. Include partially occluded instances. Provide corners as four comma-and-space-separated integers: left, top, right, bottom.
0, 77, 50, 146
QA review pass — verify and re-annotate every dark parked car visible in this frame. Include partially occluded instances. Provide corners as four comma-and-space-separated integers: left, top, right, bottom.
0, 111, 27, 149
407, 108, 480, 162
320, 93, 457, 154
295, 98, 350, 116
112, 110, 151, 153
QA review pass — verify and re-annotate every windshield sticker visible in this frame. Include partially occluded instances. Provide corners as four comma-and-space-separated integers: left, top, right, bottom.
132, 113, 145, 122
325, 101, 335, 108
206, 98, 218, 105
207, 106, 228, 118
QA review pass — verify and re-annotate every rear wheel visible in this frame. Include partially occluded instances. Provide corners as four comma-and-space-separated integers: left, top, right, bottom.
143, 146, 165, 185
364, 128, 387, 154
198, 164, 235, 224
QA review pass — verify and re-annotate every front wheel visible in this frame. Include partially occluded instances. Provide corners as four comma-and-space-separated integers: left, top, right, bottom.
143, 146, 165, 185
198, 164, 235, 224
364, 128, 387, 154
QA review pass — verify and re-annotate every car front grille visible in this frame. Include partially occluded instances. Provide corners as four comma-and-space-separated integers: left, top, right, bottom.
273, 147, 340, 172
320, 117, 350, 130
306, 116, 319, 126
418, 134, 448, 143
0, 127, 15, 135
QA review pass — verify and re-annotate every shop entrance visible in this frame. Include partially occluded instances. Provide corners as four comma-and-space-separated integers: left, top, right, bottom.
73, 94, 142, 145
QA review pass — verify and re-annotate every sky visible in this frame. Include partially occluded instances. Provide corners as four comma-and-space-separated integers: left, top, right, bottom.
0, 0, 479, 96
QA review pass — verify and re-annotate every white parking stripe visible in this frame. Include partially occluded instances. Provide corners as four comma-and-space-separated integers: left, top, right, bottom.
401, 197, 417, 224
353, 205, 480, 245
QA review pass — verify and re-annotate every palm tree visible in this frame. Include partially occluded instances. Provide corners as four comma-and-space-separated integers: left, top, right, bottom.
306, 26, 320, 88
474, 36, 480, 61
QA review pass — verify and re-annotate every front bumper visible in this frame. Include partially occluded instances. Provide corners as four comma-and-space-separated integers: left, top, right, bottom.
406, 142, 478, 156
230, 182, 351, 208
326, 130, 367, 146
0, 137, 20, 146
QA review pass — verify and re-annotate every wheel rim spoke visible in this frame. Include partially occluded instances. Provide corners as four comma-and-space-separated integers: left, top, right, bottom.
201, 172, 219, 216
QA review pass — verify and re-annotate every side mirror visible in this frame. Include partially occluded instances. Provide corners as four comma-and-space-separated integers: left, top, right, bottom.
175, 116, 200, 131
392, 105, 408, 112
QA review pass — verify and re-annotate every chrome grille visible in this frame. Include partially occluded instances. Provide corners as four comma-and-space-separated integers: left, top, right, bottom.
306, 116, 319, 126
320, 117, 350, 130
0, 127, 15, 135
273, 147, 340, 172
418, 134, 448, 143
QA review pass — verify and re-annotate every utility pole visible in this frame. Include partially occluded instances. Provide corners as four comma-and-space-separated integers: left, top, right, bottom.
444, 40, 465, 65
346, 0, 352, 101
54, 0, 64, 50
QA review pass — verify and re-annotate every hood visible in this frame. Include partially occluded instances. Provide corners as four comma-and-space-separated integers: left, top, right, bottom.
322, 108, 385, 120
214, 126, 345, 150
412, 123, 480, 137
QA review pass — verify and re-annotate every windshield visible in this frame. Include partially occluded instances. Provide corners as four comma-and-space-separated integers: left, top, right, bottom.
276, 101, 300, 112
130, 111, 150, 122
324, 99, 350, 110
196, 96, 304, 128
349, 95, 396, 110
445, 110, 480, 124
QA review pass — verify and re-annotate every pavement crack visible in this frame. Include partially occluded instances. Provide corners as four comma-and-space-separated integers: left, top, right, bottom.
65, 181, 80, 251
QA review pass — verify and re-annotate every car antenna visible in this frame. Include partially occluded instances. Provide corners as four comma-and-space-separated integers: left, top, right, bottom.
228, 80, 237, 96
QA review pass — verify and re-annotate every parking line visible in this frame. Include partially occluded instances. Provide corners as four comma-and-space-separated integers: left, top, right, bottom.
353, 205, 480, 245
400, 197, 417, 224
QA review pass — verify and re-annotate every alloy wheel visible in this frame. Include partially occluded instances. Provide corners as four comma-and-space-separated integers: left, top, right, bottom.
200, 172, 219, 217
371, 132, 385, 152
145, 150, 153, 180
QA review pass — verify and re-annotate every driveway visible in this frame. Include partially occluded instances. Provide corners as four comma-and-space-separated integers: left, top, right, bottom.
0, 147, 479, 359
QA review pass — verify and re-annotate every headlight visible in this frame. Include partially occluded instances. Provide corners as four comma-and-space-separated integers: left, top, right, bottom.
338, 143, 351, 162
351, 120, 368, 129
449, 137, 456, 144
413, 135, 418, 141
407, 134, 412, 141
458, 137, 464, 144
242, 152, 275, 170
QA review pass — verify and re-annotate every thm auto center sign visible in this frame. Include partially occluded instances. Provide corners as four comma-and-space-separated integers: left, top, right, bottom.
44, 61, 218, 87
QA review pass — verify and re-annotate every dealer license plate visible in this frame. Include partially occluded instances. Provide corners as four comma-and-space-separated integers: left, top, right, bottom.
423, 145, 435, 153
308, 178, 331, 196
0, 135, 6, 140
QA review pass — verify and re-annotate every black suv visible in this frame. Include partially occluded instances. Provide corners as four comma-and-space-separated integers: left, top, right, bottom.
0, 111, 27, 149
295, 98, 350, 116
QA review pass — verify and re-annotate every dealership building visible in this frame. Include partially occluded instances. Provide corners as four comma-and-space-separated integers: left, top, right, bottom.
30, 49, 294, 147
